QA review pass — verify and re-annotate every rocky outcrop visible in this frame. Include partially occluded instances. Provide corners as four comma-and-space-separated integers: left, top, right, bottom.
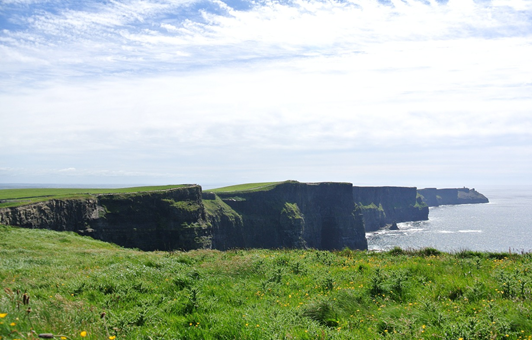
0, 198, 100, 232
418, 188, 489, 207
91, 186, 211, 251
352, 186, 429, 232
211, 181, 368, 250
202, 194, 245, 251
0, 186, 212, 251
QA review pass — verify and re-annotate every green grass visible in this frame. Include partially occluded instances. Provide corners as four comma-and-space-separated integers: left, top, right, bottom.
0, 185, 188, 208
208, 182, 283, 193
357, 203, 384, 211
2, 226, 532, 340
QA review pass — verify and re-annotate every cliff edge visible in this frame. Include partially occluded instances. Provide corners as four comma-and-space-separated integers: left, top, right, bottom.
0, 185, 212, 251
417, 188, 489, 207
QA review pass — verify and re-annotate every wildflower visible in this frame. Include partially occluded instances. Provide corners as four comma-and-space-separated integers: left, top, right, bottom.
80, 331, 87, 337
109, 336, 116, 340
0, 313, 7, 318
10, 322, 16, 326
61, 337, 67, 340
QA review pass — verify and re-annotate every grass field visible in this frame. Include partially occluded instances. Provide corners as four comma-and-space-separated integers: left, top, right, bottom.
208, 182, 282, 193
2, 225, 532, 339
0, 185, 188, 208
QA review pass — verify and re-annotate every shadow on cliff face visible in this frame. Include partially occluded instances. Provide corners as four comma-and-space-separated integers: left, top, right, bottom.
213, 181, 367, 251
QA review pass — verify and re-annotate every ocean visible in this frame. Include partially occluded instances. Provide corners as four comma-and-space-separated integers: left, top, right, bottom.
366, 186, 532, 253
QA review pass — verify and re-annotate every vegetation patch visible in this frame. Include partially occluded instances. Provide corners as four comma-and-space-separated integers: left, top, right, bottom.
208, 182, 283, 193
357, 202, 384, 211
203, 196, 242, 223
0, 185, 189, 208
1, 225, 532, 339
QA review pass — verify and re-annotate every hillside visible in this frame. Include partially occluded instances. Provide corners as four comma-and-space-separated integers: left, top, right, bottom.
1, 226, 531, 339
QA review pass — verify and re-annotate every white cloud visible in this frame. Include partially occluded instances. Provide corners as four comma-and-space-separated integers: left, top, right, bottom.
1, 0, 531, 185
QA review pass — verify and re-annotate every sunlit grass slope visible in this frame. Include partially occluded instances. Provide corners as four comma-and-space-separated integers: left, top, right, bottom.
1, 225, 532, 339
208, 182, 283, 193
0, 185, 187, 208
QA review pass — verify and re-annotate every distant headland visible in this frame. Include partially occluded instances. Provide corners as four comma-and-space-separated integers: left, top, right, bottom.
0, 181, 488, 252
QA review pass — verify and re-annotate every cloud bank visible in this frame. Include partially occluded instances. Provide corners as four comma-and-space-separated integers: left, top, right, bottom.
1, 0, 531, 186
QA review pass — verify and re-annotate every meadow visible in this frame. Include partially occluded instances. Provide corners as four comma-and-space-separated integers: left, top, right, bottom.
1, 225, 532, 340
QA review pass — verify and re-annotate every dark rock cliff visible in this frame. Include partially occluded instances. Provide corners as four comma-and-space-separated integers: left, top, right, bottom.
91, 186, 211, 251
0, 182, 369, 251
418, 188, 489, 207
202, 193, 245, 251
352, 186, 429, 232
212, 181, 368, 250
0, 198, 100, 232
1, 184, 487, 251
0, 186, 212, 251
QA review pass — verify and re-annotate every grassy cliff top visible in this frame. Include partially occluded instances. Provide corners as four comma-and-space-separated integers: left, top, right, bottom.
208, 181, 283, 193
0, 185, 190, 208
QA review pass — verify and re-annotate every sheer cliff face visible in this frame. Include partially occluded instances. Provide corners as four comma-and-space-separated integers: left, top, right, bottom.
0, 182, 369, 251
418, 188, 489, 207
91, 186, 211, 251
0, 186, 212, 251
353, 186, 429, 232
0, 199, 100, 232
213, 181, 368, 251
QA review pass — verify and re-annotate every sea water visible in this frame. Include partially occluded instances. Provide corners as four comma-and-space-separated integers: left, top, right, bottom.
366, 186, 532, 253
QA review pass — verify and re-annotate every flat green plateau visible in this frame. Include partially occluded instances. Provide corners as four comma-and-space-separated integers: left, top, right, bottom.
0, 185, 188, 208
1, 225, 532, 340
208, 181, 283, 193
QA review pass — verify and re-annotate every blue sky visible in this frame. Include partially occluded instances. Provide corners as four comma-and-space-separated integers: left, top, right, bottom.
1, 0, 531, 188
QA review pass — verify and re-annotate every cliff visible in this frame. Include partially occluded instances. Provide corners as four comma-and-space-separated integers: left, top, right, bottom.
418, 188, 489, 207
210, 181, 367, 250
0, 186, 212, 251
0, 182, 368, 251
352, 186, 429, 232
2, 183, 485, 251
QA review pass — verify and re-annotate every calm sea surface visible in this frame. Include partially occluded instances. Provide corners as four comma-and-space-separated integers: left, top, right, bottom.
367, 186, 532, 253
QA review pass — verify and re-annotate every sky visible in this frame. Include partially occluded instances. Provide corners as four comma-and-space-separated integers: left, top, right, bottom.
1, 0, 531, 189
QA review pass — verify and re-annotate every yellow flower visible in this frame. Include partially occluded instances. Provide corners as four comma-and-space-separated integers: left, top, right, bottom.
10, 322, 16, 326
109, 336, 116, 340
80, 331, 87, 337
0, 313, 7, 318
61, 337, 67, 340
